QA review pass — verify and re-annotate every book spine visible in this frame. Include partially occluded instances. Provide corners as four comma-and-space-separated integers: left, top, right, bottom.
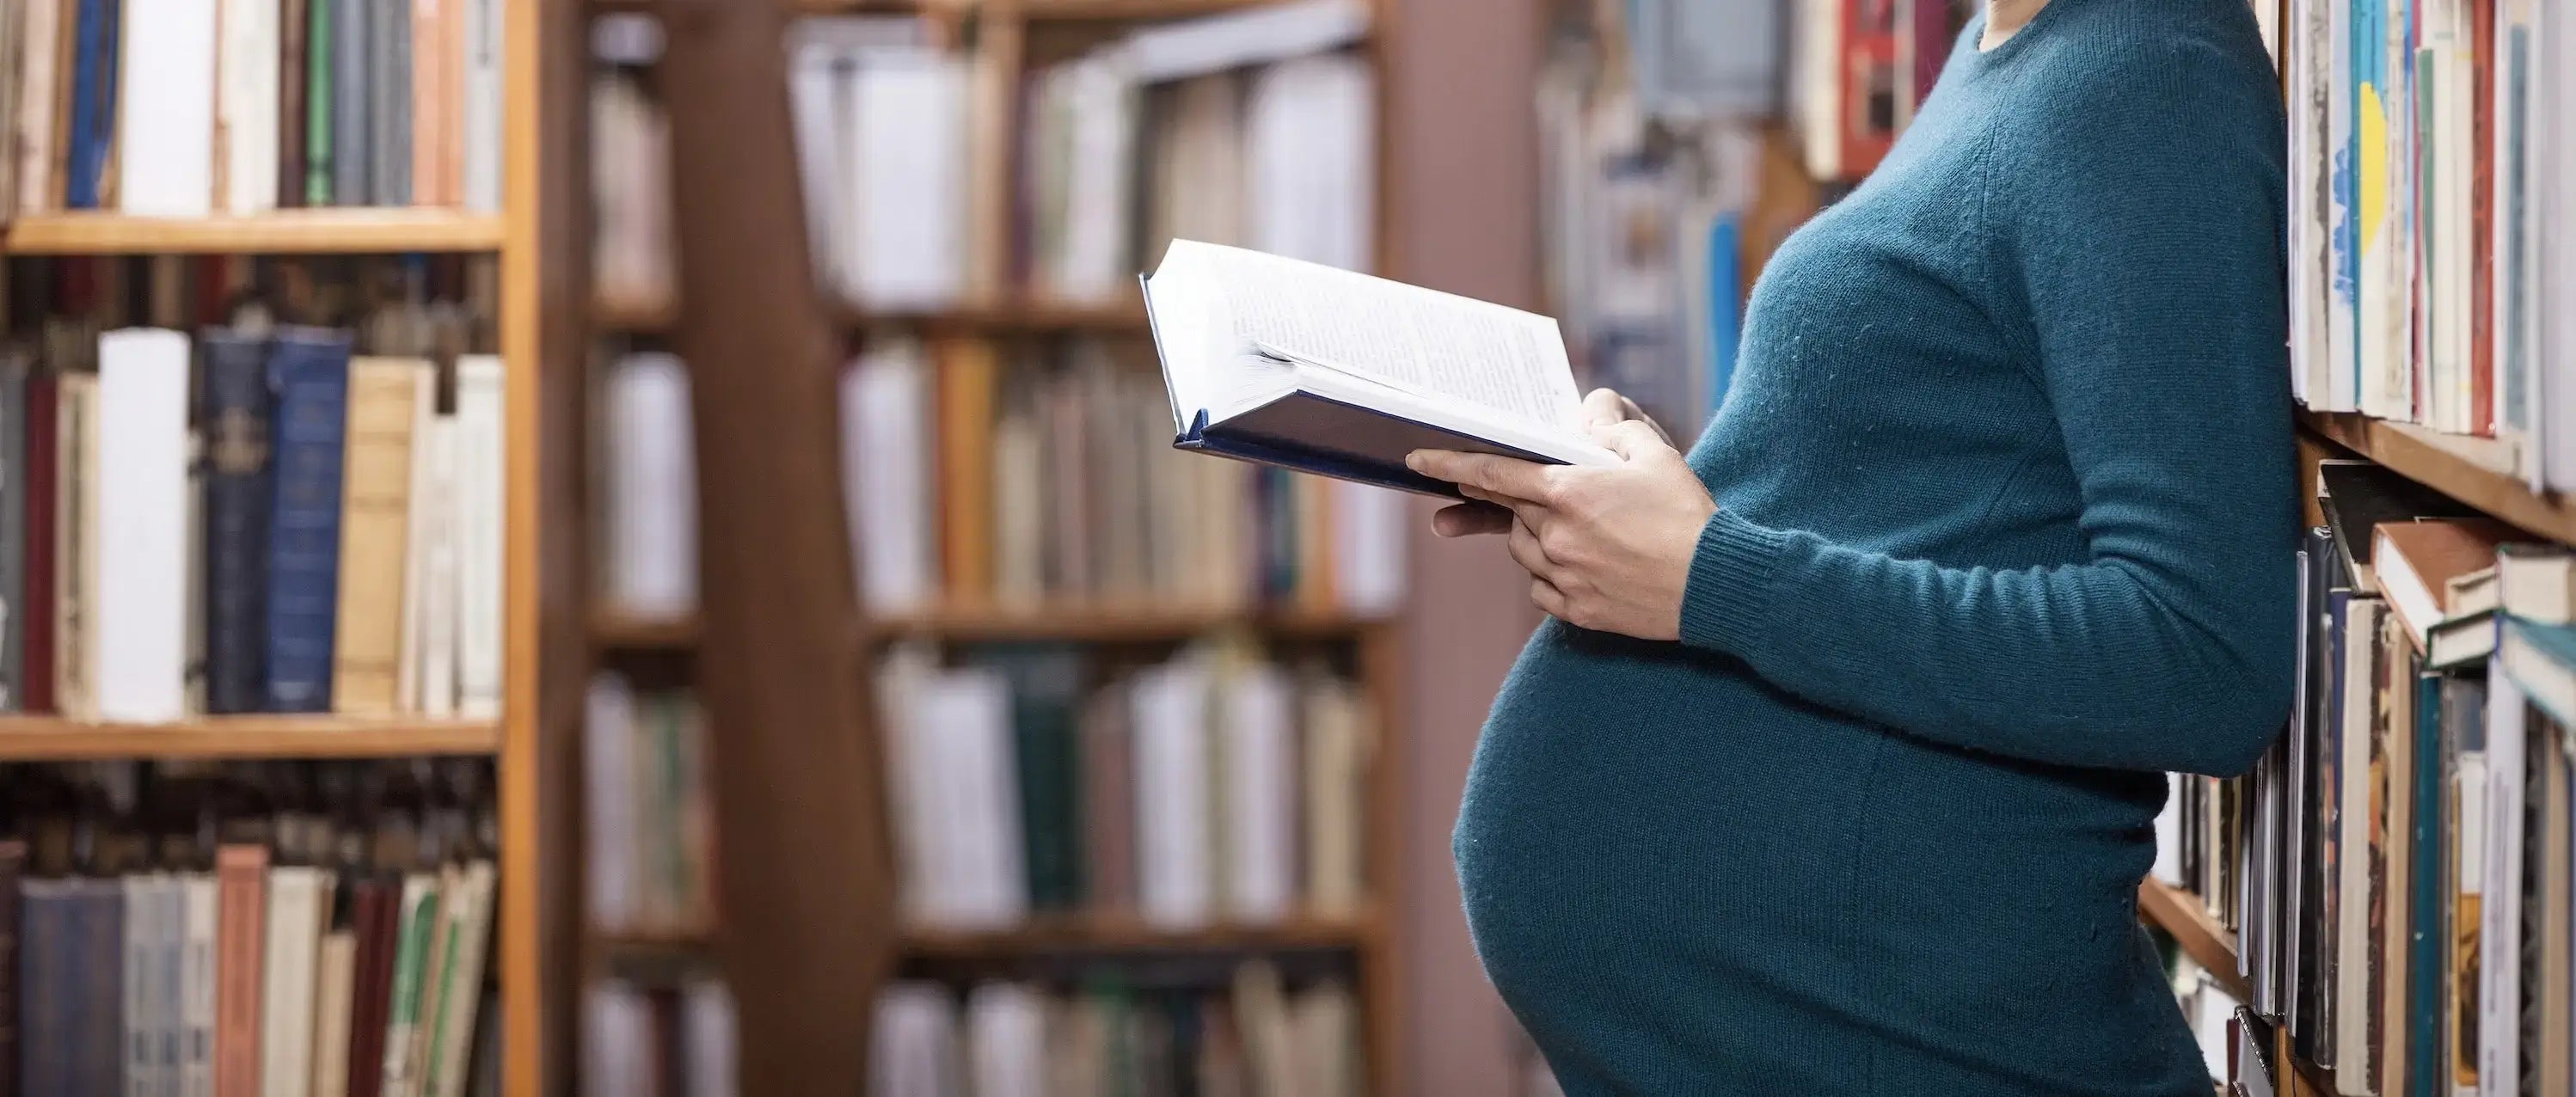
343, 881, 392, 1097
331, 359, 422, 715
460, 0, 500, 212
371, 0, 408, 208
409, 0, 441, 206
332, 0, 369, 205
213, 847, 268, 1097
0, 364, 27, 713
305, 0, 334, 205
55, 375, 97, 722
451, 357, 501, 719
263, 330, 352, 713
13, 0, 57, 216
378, 877, 438, 1097
64, 0, 108, 209
0, 843, 21, 1097
83, 882, 125, 1097
22, 374, 56, 714
96, 328, 194, 723
200, 332, 273, 714
181, 875, 218, 1097
280, 0, 310, 208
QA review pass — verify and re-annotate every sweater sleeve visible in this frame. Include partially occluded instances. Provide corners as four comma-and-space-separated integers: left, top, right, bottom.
1675, 40, 2298, 777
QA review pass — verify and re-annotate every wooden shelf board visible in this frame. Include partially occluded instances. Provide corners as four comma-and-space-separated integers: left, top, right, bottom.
591, 914, 1372, 959
2135, 879, 2248, 1002
0, 715, 502, 761
3, 209, 507, 254
2299, 409, 2576, 544
591, 295, 1149, 334
593, 605, 1391, 648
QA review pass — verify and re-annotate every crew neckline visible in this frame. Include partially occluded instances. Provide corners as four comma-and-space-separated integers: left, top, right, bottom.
1968, 0, 2075, 64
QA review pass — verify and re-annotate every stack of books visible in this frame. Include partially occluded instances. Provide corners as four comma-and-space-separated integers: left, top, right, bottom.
878, 642, 1372, 933
592, 340, 1408, 622
869, 966, 1362, 1097
2, 0, 506, 217
581, 673, 714, 938
0, 759, 500, 1097
2283, 1, 2574, 484
2155, 458, 2576, 1094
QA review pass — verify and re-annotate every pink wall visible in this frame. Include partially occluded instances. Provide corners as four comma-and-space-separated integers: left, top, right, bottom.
1383, 0, 1549, 1090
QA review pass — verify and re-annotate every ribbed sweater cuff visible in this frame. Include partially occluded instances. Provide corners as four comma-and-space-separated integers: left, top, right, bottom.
1681, 509, 1788, 656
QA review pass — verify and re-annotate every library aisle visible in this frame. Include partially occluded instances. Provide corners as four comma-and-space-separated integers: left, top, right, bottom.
0, 0, 2568, 1094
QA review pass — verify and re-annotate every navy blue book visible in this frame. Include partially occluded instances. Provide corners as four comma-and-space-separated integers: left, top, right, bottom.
201, 330, 276, 714
64, 0, 119, 210
18, 880, 69, 1097
1141, 242, 1616, 500
264, 328, 354, 713
71, 880, 121, 1097
2408, 670, 2443, 1097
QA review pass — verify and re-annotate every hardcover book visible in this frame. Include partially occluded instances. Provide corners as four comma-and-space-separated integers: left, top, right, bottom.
1141, 240, 1616, 500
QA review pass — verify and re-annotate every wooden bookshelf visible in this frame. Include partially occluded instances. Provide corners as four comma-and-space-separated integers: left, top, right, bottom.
1, 208, 509, 254
0, 716, 502, 761
2134, 879, 2248, 1002
2299, 409, 2576, 543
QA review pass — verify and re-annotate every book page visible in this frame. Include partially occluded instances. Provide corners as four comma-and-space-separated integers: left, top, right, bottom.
1190, 243, 1584, 432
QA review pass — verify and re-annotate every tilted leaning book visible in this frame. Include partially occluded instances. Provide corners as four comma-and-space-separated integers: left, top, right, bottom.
1140, 240, 1616, 499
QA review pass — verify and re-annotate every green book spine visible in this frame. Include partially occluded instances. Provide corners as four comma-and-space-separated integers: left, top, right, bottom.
382, 879, 441, 1090
305, 0, 334, 204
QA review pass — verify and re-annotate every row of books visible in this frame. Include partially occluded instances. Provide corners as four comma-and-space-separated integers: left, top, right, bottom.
871, 966, 1362, 1097
2283, 1, 2574, 484
0, 758, 501, 1097
0, 0, 505, 217
581, 673, 712, 938
580, 978, 733, 1097
4, 325, 506, 721
592, 340, 1407, 622
587, 0, 1374, 316
879, 643, 1371, 932
2154, 458, 2576, 1094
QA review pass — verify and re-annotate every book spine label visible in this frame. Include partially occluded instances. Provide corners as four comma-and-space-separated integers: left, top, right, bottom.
201, 334, 273, 714
263, 334, 351, 712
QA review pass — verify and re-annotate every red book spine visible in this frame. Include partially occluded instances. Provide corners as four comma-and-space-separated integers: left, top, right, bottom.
345, 879, 396, 1097
22, 376, 56, 714
1838, 0, 1901, 180
213, 846, 268, 1097
2469, 0, 2496, 436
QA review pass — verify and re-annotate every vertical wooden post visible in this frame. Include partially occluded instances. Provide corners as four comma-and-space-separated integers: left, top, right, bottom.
655, 0, 899, 1093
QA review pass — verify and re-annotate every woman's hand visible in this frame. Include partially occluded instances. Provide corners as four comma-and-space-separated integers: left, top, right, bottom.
1408, 397, 1715, 641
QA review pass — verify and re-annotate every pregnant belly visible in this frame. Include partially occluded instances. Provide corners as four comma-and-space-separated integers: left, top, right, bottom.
1453, 623, 2201, 1094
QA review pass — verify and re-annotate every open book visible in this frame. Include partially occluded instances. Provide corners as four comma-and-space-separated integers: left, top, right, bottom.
1141, 240, 1619, 497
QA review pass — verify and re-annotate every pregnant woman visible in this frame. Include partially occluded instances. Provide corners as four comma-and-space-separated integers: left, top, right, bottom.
1407, 0, 2296, 1093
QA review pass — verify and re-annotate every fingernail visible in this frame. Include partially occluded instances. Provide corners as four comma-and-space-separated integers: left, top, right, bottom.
1404, 452, 1423, 471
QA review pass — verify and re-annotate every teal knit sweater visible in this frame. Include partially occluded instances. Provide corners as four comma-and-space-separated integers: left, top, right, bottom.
1455, 2, 2296, 1094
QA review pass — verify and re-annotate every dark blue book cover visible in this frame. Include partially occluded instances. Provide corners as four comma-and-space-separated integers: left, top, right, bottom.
18, 881, 67, 1097
71, 880, 122, 1097
2410, 669, 2443, 1097
264, 328, 354, 713
201, 330, 276, 714
64, 0, 118, 210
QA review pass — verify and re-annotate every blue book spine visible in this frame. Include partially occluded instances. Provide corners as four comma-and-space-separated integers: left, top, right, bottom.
2409, 670, 2442, 1097
19, 884, 64, 1097
263, 329, 354, 712
65, 0, 111, 209
201, 332, 276, 714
